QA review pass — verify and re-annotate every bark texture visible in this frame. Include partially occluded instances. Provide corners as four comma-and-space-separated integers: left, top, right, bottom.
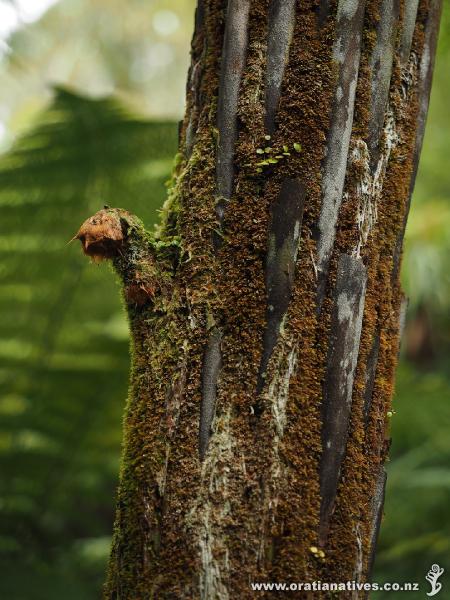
76, 1, 442, 598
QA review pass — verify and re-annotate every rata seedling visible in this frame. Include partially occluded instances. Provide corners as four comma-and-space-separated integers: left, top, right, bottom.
247, 135, 302, 174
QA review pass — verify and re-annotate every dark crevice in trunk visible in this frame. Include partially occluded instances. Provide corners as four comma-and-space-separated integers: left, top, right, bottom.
316, 0, 331, 29
365, 467, 387, 589
185, 60, 204, 157
367, 0, 400, 168
264, 0, 296, 135
319, 254, 367, 544
392, 0, 442, 282
410, 0, 442, 197
199, 327, 222, 459
195, 0, 205, 32
200, 0, 251, 458
185, 0, 206, 158
214, 0, 251, 249
316, 0, 367, 309
257, 178, 305, 393
399, 0, 420, 64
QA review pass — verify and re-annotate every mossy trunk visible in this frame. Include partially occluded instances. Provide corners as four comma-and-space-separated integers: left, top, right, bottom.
77, 1, 442, 598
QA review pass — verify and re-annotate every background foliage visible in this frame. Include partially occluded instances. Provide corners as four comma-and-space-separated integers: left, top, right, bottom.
0, 1, 448, 598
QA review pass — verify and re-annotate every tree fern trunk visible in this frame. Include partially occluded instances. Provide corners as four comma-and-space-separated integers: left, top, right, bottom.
76, 1, 442, 597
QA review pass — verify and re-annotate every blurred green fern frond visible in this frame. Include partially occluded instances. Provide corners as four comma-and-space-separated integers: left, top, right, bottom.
0, 86, 177, 599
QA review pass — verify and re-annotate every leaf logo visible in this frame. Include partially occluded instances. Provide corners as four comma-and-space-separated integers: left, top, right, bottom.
426, 564, 444, 597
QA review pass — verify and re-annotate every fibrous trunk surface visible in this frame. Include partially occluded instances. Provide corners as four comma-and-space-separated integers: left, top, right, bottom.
77, 1, 442, 598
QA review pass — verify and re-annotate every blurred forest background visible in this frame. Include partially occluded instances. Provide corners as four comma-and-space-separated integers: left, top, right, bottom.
0, 1, 448, 598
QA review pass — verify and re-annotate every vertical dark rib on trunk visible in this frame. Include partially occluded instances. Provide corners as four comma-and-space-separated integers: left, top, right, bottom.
366, 467, 387, 588
319, 254, 367, 543
363, 331, 381, 425
215, 0, 251, 236
407, 0, 443, 207
367, 0, 400, 166
185, 0, 206, 157
257, 178, 305, 392
201, 0, 250, 458
392, 0, 443, 281
195, 0, 205, 32
199, 327, 222, 459
316, 0, 366, 308
264, 0, 296, 135
316, 0, 331, 28
399, 0, 420, 64
185, 60, 204, 157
